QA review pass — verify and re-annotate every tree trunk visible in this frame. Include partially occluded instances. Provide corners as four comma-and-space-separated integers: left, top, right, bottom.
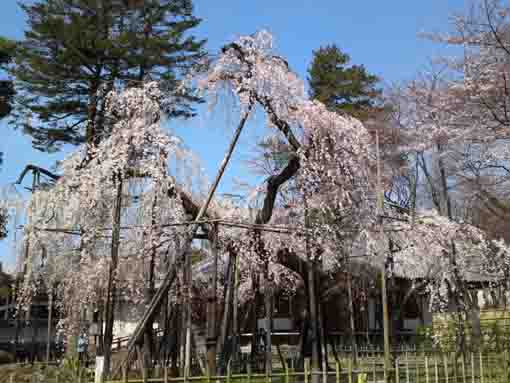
102, 178, 123, 379
46, 285, 54, 362
304, 196, 319, 383
142, 195, 160, 371
347, 272, 357, 364
250, 275, 261, 371
184, 247, 193, 378
232, 252, 240, 372
206, 225, 219, 375
307, 263, 319, 383
218, 251, 235, 373
264, 275, 273, 376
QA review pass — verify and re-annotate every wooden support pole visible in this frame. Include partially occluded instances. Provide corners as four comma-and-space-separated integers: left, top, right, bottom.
116, 105, 253, 375
206, 224, 219, 376
264, 272, 273, 378
184, 246, 192, 380
470, 353, 475, 383
434, 357, 439, 383
347, 272, 357, 365
46, 285, 54, 362
232, 249, 240, 372
376, 129, 392, 382
425, 356, 429, 383
102, 178, 123, 379
304, 197, 319, 383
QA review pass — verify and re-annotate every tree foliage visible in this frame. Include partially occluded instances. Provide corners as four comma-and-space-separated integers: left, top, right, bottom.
0, 36, 15, 121
308, 44, 382, 121
9, 0, 206, 152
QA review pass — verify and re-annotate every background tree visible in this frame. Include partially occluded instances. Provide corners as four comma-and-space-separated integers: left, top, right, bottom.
9, 0, 206, 152
308, 44, 382, 121
0, 36, 15, 122
0, 36, 16, 233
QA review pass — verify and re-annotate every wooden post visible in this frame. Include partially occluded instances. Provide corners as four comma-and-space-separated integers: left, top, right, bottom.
416, 355, 420, 383
470, 353, 475, 383
461, 355, 466, 383
103, 178, 123, 379
405, 352, 410, 383
479, 351, 484, 383
396, 357, 400, 383
184, 246, 192, 380
434, 357, 439, 383
336, 361, 340, 383
232, 249, 240, 373
376, 129, 391, 383
206, 225, 219, 376
46, 284, 54, 362
425, 356, 429, 383
347, 272, 357, 365
443, 354, 449, 383
375, 357, 379, 383
348, 357, 353, 383
305, 358, 309, 383
304, 197, 319, 383
164, 366, 168, 383
453, 355, 458, 383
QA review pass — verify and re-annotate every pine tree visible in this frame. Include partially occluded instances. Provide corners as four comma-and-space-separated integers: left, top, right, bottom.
9, 0, 206, 151
0, 37, 15, 121
308, 45, 381, 121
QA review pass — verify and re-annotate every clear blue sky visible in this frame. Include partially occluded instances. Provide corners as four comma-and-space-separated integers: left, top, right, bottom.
0, 0, 466, 268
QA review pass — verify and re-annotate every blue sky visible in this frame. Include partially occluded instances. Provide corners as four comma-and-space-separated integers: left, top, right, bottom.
0, 0, 466, 267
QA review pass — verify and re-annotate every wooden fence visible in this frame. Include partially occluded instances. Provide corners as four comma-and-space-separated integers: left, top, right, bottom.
92, 351, 509, 383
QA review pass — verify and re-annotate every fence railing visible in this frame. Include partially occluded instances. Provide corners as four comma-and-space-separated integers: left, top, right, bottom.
94, 350, 509, 383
